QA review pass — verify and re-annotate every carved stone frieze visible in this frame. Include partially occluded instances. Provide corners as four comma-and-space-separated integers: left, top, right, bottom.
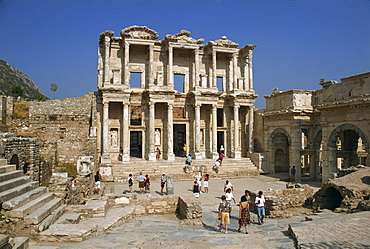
208, 36, 239, 48
164, 30, 204, 44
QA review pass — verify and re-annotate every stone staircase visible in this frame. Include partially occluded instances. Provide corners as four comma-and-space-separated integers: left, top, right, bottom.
110, 157, 259, 181
0, 159, 65, 236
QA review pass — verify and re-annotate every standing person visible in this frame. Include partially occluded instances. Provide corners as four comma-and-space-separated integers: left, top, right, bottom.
203, 174, 209, 193
218, 153, 225, 165
220, 145, 225, 155
195, 172, 202, 193
93, 171, 102, 194
182, 144, 187, 157
144, 174, 150, 193
225, 188, 236, 206
237, 195, 251, 234
255, 191, 266, 225
186, 154, 192, 166
290, 166, 296, 182
156, 147, 161, 160
160, 173, 167, 195
224, 180, 234, 192
240, 189, 251, 203
213, 159, 220, 173
137, 172, 145, 194
128, 174, 133, 193
218, 195, 231, 234
192, 181, 200, 199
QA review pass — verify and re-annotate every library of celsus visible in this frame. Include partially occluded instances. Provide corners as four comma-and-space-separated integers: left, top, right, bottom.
96, 26, 257, 166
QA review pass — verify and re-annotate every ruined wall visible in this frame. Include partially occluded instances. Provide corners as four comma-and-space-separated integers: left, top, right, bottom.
28, 93, 97, 172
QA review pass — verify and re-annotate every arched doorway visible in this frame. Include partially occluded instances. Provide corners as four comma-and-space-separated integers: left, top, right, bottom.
328, 124, 369, 170
271, 129, 290, 173
10, 154, 20, 170
323, 187, 343, 210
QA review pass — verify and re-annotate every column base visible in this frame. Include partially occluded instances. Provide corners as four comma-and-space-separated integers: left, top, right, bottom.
212, 152, 219, 160
148, 152, 156, 161
193, 152, 202, 160
233, 151, 241, 159
122, 153, 130, 162
101, 153, 111, 165
166, 153, 176, 162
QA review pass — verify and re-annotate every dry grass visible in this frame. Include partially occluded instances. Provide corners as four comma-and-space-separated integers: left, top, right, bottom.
13, 101, 29, 119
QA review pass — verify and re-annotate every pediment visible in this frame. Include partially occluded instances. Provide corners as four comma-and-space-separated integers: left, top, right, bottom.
208, 36, 239, 48
120, 26, 158, 40
164, 30, 204, 44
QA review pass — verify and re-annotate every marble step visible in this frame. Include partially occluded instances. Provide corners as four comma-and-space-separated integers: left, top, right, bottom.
2, 186, 47, 210
0, 170, 24, 182
0, 158, 9, 166
7, 193, 55, 218
36, 204, 66, 232
25, 198, 63, 225
0, 164, 17, 174
0, 176, 32, 193
12, 237, 29, 249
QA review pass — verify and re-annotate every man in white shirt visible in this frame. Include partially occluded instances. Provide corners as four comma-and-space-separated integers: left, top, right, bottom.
225, 188, 236, 206
224, 180, 234, 192
255, 191, 266, 225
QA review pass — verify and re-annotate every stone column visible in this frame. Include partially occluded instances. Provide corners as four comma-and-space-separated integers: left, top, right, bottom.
248, 107, 254, 152
194, 47, 200, 87
168, 46, 173, 87
148, 44, 154, 87
248, 50, 253, 90
212, 49, 217, 88
233, 53, 238, 90
103, 36, 111, 85
233, 104, 241, 159
291, 126, 302, 182
243, 57, 249, 90
124, 41, 130, 86
101, 101, 111, 164
148, 102, 156, 161
194, 104, 202, 159
212, 104, 218, 159
122, 103, 130, 161
167, 103, 175, 161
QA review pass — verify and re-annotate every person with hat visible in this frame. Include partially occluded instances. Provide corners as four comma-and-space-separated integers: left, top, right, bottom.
160, 173, 167, 195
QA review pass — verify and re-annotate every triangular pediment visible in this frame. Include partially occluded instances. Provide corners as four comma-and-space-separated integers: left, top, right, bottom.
120, 26, 158, 40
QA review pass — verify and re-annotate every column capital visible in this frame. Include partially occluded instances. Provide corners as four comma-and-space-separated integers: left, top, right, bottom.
233, 103, 240, 109
212, 104, 218, 109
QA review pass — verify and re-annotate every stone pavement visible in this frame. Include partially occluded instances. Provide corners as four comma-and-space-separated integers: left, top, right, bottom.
28, 175, 370, 248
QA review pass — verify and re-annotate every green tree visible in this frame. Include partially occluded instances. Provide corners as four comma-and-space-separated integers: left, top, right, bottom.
11, 85, 24, 99
50, 83, 58, 100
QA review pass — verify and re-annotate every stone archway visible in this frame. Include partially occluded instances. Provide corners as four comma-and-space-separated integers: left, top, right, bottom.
327, 124, 369, 169
323, 187, 343, 210
270, 129, 290, 173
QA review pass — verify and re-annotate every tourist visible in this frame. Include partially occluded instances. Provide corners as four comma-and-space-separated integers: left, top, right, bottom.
213, 159, 220, 173
240, 189, 251, 203
192, 181, 200, 199
183, 144, 187, 157
186, 154, 192, 166
137, 172, 145, 193
255, 191, 266, 225
220, 145, 225, 155
118, 146, 123, 161
290, 166, 296, 182
94, 171, 102, 194
224, 180, 234, 192
156, 147, 161, 160
128, 174, 133, 192
203, 174, 209, 193
194, 172, 202, 193
218, 195, 231, 234
160, 173, 166, 195
237, 194, 251, 234
218, 153, 224, 165
225, 188, 236, 206
144, 174, 150, 193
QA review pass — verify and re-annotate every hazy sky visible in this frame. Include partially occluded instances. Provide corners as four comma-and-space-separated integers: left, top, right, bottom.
0, 0, 369, 109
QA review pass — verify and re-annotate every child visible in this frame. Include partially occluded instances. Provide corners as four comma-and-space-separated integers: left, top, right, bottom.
128, 174, 133, 192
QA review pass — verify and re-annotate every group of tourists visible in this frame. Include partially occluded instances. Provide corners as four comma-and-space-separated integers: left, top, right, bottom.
191, 173, 210, 198
218, 180, 266, 234
127, 172, 151, 194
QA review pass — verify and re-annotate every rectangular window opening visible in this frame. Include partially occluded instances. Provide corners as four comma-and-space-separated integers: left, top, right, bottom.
130, 72, 142, 88
174, 74, 185, 93
217, 77, 223, 92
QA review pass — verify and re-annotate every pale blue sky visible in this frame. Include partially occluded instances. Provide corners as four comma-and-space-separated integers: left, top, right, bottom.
1, 0, 369, 108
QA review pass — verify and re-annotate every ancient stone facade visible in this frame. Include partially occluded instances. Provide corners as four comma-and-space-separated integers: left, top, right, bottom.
97, 26, 257, 176
256, 72, 370, 183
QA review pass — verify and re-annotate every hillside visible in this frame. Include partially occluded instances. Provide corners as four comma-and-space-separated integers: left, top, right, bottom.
0, 59, 48, 100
